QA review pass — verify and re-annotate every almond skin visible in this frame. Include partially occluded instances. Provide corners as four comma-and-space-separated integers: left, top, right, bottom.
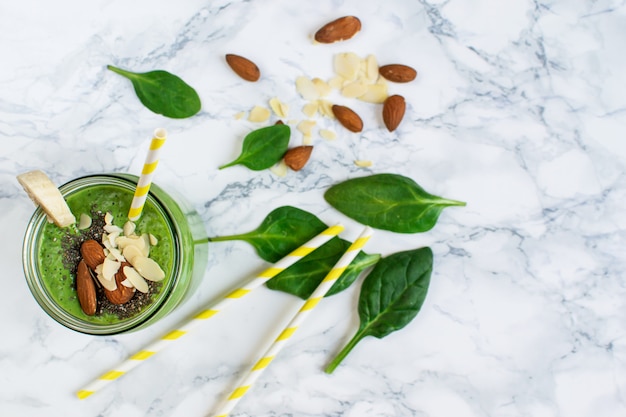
105, 262, 135, 305
76, 260, 97, 316
382, 95, 406, 132
332, 105, 363, 132
314, 16, 361, 43
379, 64, 417, 83
284, 146, 313, 171
225, 54, 260, 82
80, 239, 106, 270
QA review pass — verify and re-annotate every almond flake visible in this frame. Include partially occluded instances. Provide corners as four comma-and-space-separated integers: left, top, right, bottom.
318, 100, 335, 118
104, 212, 114, 225
123, 221, 136, 237
358, 82, 388, 104
297, 120, 316, 136
295, 76, 319, 101
328, 76, 345, 90
123, 245, 143, 265
341, 81, 368, 98
319, 129, 337, 140
354, 159, 373, 167
302, 102, 319, 118
312, 78, 332, 97
120, 278, 134, 288
149, 234, 158, 246
123, 266, 149, 293
269, 97, 289, 118
234, 111, 245, 120
270, 160, 288, 177
364, 54, 379, 83
248, 106, 271, 123
78, 213, 92, 230
102, 258, 121, 281
132, 256, 165, 282
334, 53, 361, 81
104, 224, 123, 234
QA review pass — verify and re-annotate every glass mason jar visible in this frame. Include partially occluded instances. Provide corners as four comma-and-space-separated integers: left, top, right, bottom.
22, 174, 208, 335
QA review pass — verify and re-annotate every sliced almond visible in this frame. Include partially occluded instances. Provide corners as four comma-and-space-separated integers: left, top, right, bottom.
364, 55, 379, 83
149, 234, 158, 246
123, 221, 136, 237
102, 258, 121, 282
104, 212, 113, 225
334, 53, 361, 81
140, 234, 151, 257
107, 231, 120, 248
269, 97, 289, 118
104, 224, 123, 234
108, 246, 126, 263
312, 78, 332, 97
328, 76, 345, 90
248, 105, 271, 123
132, 256, 166, 282
341, 81, 368, 98
318, 100, 335, 118
123, 266, 149, 293
319, 129, 337, 140
358, 82, 388, 104
121, 278, 134, 288
355, 159, 373, 167
78, 213, 92, 230
295, 76, 319, 101
122, 245, 143, 265
96, 264, 117, 291
270, 160, 288, 177
302, 102, 319, 118
297, 120, 316, 137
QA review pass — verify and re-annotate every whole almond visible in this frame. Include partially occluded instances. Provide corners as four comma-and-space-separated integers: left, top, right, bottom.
76, 260, 97, 316
379, 64, 417, 83
225, 54, 260, 82
314, 16, 361, 44
284, 146, 313, 171
105, 262, 135, 305
80, 239, 106, 270
332, 105, 363, 133
382, 95, 406, 132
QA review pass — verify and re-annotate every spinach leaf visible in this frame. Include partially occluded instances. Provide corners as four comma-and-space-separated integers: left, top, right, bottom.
107, 65, 201, 119
207, 206, 326, 263
219, 124, 290, 170
266, 237, 381, 299
324, 173, 465, 233
325, 247, 433, 373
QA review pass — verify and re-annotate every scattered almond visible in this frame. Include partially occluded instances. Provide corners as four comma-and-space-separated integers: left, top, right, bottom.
225, 54, 261, 82
248, 105, 271, 123
354, 160, 373, 168
123, 265, 149, 293
80, 240, 106, 270
76, 260, 97, 316
269, 97, 289, 118
78, 213, 92, 230
319, 129, 337, 140
105, 262, 135, 305
382, 94, 406, 132
314, 16, 362, 44
284, 146, 313, 171
296, 76, 319, 101
132, 256, 166, 282
332, 105, 363, 132
379, 64, 417, 83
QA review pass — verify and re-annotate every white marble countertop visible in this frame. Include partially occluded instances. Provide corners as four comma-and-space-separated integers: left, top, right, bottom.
2, 0, 625, 416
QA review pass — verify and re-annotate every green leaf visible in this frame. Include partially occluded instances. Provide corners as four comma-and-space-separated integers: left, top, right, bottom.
266, 237, 381, 299
207, 206, 327, 263
219, 124, 290, 170
324, 173, 466, 233
107, 65, 201, 119
325, 247, 433, 373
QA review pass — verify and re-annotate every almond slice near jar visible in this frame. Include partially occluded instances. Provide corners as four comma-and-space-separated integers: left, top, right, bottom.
16, 170, 76, 227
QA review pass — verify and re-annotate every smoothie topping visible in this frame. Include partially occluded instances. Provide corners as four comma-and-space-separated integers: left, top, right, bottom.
76, 211, 166, 314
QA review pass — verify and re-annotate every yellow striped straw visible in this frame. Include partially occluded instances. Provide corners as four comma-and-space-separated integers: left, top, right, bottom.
211, 226, 373, 417
128, 128, 167, 221
76, 224, 344, 400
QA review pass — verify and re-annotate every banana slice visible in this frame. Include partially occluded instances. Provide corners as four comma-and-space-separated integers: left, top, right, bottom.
17, 170, 76, 227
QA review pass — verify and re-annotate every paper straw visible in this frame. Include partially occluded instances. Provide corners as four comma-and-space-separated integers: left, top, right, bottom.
128, 128, 167, 221
76, 224, 345, 400
211, 226, 373, 417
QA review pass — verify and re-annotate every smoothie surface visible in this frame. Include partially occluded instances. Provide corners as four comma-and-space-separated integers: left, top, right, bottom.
37, 183, 175, 324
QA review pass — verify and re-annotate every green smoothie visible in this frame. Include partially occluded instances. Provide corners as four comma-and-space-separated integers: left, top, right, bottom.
23, 174, 207, 335
38, 184, 174, 324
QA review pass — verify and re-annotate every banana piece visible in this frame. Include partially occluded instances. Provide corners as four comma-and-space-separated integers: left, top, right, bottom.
17, 170, 76, 227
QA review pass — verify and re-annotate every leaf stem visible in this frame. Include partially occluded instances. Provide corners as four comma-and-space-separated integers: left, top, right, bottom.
207, 233, 250, 243
324, 330, 366, 374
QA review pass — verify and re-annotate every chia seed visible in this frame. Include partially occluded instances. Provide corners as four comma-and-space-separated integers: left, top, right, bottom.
60, 208, 161, 320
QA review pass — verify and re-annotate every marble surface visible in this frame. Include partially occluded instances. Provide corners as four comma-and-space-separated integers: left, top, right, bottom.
1, 0, 625, 416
